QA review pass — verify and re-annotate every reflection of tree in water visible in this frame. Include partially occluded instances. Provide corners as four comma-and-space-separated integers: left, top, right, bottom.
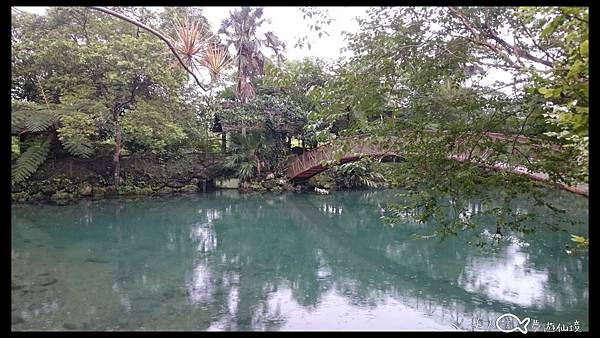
195, 195, 328, 330
11, 190, 588, 330
175, 191, 584, 330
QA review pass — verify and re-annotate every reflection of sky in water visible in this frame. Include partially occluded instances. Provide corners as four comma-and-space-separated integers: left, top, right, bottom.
458, 243, 549, 308
187, 234, 503, 331
187, 208, 221, 304
206, 285, 240, 331
11, 190, 588, 331
190, 209, 221, 253
321, 204, 343, 216
190, 195, 585, 330
316, 249, 332, 279
187, 263, 213, 305
263, 287, 455, 331
190, 224, 217, 253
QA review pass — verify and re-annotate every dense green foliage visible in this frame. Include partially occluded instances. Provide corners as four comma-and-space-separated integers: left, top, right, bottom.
213, 58, 329, 180
11, 6, 587, 244
301, 7, 588, 239
329, 158, 386, 189
11, 7, 217, 184
520, 7, 589, 183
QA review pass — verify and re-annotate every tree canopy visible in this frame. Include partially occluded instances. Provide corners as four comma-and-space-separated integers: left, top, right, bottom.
302, 6, 588, 238
11, 6, 587, 241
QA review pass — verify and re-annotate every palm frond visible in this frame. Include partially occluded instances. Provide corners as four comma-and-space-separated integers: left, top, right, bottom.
171, 16, 212, 69
25, 110, 61, 132
198, 42, 233, 83
238, 161, 256, 181
11, 110, 29, 133
264, 31, 286, 63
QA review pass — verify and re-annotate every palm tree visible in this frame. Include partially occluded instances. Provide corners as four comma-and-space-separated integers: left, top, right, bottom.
218, 7, 285, 105
226, 133, 271, 181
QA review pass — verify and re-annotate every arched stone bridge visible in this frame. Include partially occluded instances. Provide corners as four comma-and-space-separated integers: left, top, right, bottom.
286, 132, 588, 196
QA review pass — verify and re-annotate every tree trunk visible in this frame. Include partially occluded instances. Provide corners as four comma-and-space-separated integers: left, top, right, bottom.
113, 115, 122, 190
221, 131, 227, 153
256, 154, 262, 177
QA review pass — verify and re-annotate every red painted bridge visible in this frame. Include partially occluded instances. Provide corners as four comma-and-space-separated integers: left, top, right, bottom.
286, 132, 588, 196
286, 140, 397, 181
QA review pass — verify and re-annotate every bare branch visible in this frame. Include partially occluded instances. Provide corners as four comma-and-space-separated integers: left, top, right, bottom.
517, 18, 558, 63
448, 7, 553, 69
484, 27, 553, 67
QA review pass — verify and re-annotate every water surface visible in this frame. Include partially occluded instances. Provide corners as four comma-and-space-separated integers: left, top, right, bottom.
11, 189, 588, 331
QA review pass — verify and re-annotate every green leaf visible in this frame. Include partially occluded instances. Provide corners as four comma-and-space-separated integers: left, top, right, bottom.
537, 87, 550, 95
579, 40, 588, 57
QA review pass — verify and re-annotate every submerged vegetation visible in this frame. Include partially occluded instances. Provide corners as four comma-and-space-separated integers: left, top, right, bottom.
11, 6, 587, 245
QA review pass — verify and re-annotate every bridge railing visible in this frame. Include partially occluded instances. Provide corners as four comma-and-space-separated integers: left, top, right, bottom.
286, 137, 399, 179
285, 131, 577, 190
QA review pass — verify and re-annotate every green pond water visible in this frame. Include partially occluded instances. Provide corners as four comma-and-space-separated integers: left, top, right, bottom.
11, 189, 588, 331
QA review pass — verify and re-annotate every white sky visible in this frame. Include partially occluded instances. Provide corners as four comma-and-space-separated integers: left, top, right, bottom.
14, 6, 515, 93
14, 6, 368, 61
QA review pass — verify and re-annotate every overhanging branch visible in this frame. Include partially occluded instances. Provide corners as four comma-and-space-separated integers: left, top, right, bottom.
448, 7, 553, 69
88, 6, 207, 92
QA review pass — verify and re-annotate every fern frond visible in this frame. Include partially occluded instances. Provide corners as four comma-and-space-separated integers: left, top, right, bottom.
58, 133, 94, 158
57, 111, 96, 158
12, 109, 61, 133
68, 100, 107, 116
11, 137, 51, 185
24, 110, 60, 132
11, 110, 28, 131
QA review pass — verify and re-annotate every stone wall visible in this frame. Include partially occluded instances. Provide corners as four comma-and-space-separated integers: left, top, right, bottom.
11, 153, 228, 205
